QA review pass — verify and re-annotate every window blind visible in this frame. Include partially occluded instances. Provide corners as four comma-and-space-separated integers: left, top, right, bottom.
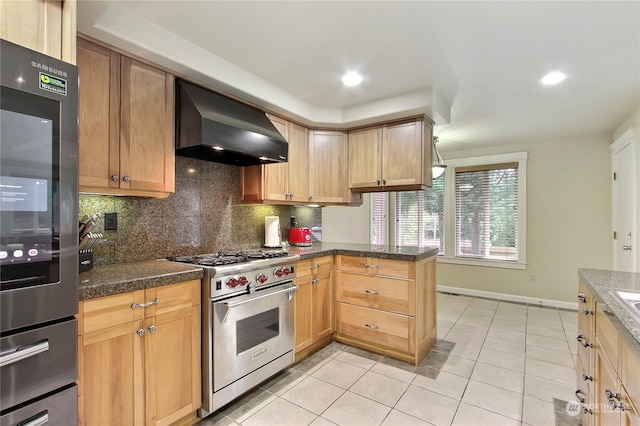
454, 163, 518, 261
394, 176, 445, 251
371, 192, 388, 245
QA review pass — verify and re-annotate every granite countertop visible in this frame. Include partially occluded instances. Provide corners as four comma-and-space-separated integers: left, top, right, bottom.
578, 268, 640, 358
79, 244, 438, 301
79, 259, 204, 301
288, 242, 439, 262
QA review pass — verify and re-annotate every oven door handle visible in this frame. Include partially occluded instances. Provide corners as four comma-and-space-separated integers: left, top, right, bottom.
217, 285, 298, 323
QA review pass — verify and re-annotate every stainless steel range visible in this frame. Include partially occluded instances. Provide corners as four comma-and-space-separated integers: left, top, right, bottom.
169, 250, 299, 417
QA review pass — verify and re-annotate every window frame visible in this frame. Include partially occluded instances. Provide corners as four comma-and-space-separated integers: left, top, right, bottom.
441, 152, 527, 269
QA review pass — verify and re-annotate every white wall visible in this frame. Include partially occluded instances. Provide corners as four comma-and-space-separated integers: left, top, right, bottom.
322, 194, 372, 244
322, 135, 613, 303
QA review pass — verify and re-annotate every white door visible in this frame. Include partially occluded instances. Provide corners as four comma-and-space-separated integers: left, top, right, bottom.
611, 129, 637, 272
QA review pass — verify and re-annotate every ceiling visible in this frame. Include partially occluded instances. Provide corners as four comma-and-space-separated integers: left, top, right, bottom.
77, 1, 640, 151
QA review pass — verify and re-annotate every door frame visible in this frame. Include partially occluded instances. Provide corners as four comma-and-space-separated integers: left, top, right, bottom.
610, 128, 637, 272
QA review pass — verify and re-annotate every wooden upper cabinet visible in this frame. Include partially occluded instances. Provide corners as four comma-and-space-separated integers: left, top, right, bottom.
349, 116, 433, 192
77, 38, 175, 198
259, 115, 310, 203
1, 0, 76, 64
309, 130, 352, 204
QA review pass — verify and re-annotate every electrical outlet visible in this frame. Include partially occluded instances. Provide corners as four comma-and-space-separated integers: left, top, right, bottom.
104, 212, 118, 230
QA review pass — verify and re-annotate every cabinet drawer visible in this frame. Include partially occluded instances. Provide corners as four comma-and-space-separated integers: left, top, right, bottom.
336, 272, 415, 315
578, 280, 595, 333
336, 303, 413, 353
297, 256, 333, 277
83, 290, 145, 333
336, 255, 412, 279
146, 279, 200, 317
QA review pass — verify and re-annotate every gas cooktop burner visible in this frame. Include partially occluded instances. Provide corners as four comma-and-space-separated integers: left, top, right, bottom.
167, 250, 288, 266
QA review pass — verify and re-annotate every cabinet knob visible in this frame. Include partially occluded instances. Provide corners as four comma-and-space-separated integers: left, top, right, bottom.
582, 373, 593, 382
583, 308, 594, 316
376, 179, 381, 185
576, 334, 593, 348
308, 194, 313, 200
623, 245, 632, 251
577, 293, 587, 303
312, 279, 320, 284
148, 325, 156, 333
111, 174, 119, 182
137, 328, 145, 337
382, 179, 386, 185
123, 176, 131, 183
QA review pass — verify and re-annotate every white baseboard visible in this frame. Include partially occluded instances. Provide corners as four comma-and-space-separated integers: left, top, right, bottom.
437, 285, 578, 311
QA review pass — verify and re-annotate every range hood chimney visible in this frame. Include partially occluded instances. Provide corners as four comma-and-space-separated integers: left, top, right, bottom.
176, 79, 288, 166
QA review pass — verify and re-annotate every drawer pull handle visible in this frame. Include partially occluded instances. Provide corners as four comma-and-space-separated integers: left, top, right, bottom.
131, 298, 159, 309
582, 373, 593, 382
312, 279, 320, 284
364, 323, 379, 330
0, 339, 49, 368
583, 308, 594, 316
575, 389, 585, 403
577, 293, 587, 303
583, 406, 593, 415
310, 264, 320, 270
17, 411, 49, 426
576, 334, 593, 348
605, 389, 621, 401
365, 264, 380, 269
364, 289, 379, 295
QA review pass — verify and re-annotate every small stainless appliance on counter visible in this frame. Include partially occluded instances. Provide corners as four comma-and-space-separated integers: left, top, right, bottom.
168, 250, 299, 417
0, 39, 79, 425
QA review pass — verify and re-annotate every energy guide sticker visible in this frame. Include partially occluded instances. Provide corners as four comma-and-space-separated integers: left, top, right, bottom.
39, 72, 67, 96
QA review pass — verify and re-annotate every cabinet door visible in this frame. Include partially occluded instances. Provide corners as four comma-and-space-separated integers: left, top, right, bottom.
263, 115, 289, 201
309, 130, 349, 203
1, 0, 62, 59
382, 118, 431, 188
77, 38, 121, 191
348, 126, 382, 189
120, 57, 175, 194
79, 321, 145, 426
594, 346, 621, 426
287, 122, 310, 203
312, 270, 333, 340
294, 276, 313, 353
145, 281, 201, 426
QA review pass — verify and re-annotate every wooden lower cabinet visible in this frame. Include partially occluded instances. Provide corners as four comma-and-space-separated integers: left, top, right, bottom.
334, 254, 437, 366
79, 280, 201, 426
578, 277, 640, 426
294, 256, 333, 360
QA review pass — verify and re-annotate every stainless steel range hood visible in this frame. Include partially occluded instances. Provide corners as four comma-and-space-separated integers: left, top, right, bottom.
176, 79, 288, 166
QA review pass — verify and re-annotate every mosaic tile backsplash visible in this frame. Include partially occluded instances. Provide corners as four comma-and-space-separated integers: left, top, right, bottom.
80, 156, 322, 266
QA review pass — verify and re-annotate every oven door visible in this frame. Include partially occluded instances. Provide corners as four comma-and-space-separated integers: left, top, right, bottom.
212, 283, 297, 392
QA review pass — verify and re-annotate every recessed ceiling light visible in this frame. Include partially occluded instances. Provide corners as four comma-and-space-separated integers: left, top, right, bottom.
342, 71, 363, 86
541, 71, 568, 85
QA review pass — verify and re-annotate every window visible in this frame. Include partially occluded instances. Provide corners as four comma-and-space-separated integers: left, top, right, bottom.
371, 152, 527, 269
371, 192, 388, 245
394, 176, 445, 252
455, 163, 518, 261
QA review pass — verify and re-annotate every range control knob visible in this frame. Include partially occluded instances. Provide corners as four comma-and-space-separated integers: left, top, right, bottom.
227, 277, 239, 288
238, 276, 249, 286
274, 268, 285, 278
256, 273, 268, 284
282, 267, 291, 276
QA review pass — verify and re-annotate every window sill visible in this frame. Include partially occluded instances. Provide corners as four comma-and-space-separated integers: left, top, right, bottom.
437, 256, 527, 270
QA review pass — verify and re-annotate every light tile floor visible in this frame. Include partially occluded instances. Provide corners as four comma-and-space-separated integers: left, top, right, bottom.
199, 293, 582, 426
